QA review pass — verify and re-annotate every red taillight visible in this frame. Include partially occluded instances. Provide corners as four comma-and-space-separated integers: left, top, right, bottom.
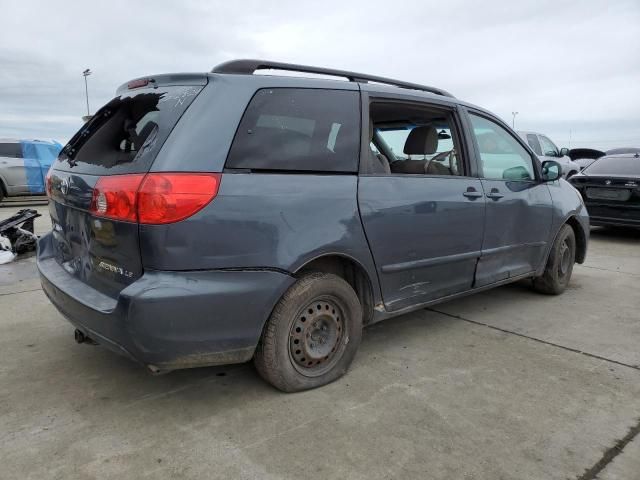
138, 173, 220, 224
45, 170, 53, 197
89, 173, 220, 224
91, 174, 145, 222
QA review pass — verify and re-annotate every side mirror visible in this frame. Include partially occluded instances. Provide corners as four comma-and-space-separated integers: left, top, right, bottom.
541, 160, 562, 182
560, 147, 570, 156
503, 166, 532, 181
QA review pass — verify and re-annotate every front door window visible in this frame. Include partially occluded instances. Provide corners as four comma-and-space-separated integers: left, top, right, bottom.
469, 114, 535, 181
539, 135, 560, 158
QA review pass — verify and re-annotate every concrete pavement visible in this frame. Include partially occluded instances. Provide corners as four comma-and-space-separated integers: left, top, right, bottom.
1, 204, 639, 479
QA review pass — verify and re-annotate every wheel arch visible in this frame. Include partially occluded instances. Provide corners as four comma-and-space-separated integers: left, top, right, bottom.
294, 253, 377, 325
565, 215, 588, 264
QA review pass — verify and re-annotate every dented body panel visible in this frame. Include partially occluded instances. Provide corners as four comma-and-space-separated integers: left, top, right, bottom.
37, 66, 589, 373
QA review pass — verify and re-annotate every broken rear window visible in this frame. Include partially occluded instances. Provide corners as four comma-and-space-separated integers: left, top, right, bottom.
55, 85, 203, 175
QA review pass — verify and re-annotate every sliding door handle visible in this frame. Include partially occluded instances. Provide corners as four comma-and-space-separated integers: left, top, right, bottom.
463, 188, 483, 199
486, 188, 504, 200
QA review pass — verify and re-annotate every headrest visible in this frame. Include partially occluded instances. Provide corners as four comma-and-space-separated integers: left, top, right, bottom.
403, 126, 438, 155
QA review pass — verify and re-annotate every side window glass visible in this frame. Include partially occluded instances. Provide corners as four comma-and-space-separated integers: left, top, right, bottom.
0, 143, 23, 158
369, 102, 464, 176
226, 88, 360, 172
539, 135, 559, 157
526, 134, 543, 156
469, 114, 535, 181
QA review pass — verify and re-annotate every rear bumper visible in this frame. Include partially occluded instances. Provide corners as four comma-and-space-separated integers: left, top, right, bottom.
590, 216, 640, 228
586, 204, 640, 229
37, 233, 295, 372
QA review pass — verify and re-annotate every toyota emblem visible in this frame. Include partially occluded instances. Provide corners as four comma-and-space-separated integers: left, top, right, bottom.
60, 178, 69, 195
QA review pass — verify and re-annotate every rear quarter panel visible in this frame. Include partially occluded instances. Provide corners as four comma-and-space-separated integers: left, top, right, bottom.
139, 173, 382, 303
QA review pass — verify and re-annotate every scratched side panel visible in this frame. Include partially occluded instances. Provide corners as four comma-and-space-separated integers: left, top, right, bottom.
139, 173, 382, 300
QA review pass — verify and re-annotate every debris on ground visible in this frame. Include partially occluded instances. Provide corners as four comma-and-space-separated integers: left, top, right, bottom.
0, 209, 41, 263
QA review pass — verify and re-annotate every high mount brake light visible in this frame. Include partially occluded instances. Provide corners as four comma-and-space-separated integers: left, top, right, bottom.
127, 78, 150, 89
89, 173, 221, 224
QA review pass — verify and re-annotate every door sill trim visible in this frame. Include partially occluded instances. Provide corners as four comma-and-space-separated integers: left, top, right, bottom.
373, 271, 536, 321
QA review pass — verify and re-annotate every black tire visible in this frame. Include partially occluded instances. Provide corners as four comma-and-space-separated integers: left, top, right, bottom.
254, 272, 363, 392
532, 224, 576, 295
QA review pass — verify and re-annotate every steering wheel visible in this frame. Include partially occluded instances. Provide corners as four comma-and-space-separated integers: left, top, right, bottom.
430, 149, 455, 162
424, 149, 457, 174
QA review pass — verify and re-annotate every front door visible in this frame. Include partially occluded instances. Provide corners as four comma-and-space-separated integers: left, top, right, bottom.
466, 112, 553, 287
358, 101, 486, 312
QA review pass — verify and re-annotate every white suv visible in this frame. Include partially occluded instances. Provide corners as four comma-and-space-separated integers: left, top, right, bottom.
517, 131, 580, 178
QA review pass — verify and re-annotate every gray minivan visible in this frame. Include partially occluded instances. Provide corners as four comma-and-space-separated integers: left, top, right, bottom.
38, 60, 589, 392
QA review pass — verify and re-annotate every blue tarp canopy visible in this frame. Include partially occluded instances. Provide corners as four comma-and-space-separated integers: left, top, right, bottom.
19, 140, 62, 194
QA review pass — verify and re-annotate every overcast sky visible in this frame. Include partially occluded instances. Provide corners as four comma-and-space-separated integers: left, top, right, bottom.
1, 0, 638, 149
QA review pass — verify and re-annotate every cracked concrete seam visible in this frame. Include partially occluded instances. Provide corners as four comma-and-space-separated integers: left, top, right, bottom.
427, 308, 640, 372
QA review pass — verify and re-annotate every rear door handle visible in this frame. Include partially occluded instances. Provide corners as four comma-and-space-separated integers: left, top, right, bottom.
463, 187, 483, 199
486, 189, 504, 200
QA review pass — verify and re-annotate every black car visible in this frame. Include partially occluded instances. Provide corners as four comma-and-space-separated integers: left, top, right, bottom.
570, 152, 640, 228
569, 148, 605, 171
570, 147, 640, 171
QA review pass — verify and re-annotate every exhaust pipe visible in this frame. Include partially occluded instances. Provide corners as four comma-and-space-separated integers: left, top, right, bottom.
74, 329, 97, 345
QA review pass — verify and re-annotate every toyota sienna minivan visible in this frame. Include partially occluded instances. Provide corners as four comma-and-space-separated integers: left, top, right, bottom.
38, 60, 589, 392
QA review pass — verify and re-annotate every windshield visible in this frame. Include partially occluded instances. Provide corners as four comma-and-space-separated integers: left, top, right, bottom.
54, 85, 203, 175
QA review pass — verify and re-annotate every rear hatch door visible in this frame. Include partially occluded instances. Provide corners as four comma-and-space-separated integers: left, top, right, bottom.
47, 76, 206, 298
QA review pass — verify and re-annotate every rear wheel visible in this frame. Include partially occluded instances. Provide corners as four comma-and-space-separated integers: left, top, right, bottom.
254, 272, 363, 392
532, 224, 576, 295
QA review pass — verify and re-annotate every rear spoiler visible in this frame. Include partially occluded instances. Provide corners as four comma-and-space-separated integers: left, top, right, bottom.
115, 73, 208, 95
568, 148, 605, 161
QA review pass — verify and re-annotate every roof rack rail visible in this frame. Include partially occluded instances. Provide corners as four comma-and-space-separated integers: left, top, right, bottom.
211, 59, 454, 98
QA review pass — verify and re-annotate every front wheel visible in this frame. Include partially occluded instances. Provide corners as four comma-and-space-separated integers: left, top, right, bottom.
532, 224, 576, 295
254, 272, 363, 392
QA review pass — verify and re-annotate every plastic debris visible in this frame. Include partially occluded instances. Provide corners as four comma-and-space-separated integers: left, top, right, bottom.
0, 209, 41, 255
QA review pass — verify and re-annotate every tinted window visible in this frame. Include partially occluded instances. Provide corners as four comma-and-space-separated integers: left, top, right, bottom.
226, 88, 360, 172
584, 156, 640, 176
539, 135, 559, 157
526, 134, 543, 156
0, 143, 23, 158
54, 85, 203, 175
469, 114, 534, 181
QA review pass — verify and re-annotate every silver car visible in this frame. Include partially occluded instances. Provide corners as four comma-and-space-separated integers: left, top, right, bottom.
517, 131, 580, 178
0, 138, 61, 201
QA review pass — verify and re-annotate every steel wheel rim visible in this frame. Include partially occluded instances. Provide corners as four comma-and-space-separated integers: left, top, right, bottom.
558, 239, 572, 277
288, 297, 347, 377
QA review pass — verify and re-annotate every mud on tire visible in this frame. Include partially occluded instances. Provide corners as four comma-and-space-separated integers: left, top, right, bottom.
254, 272, 363, 392
533, 224, 576, 295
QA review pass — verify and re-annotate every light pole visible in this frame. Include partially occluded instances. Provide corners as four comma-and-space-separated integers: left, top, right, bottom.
82, 69, 92, 116
511, 111, 519, 129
